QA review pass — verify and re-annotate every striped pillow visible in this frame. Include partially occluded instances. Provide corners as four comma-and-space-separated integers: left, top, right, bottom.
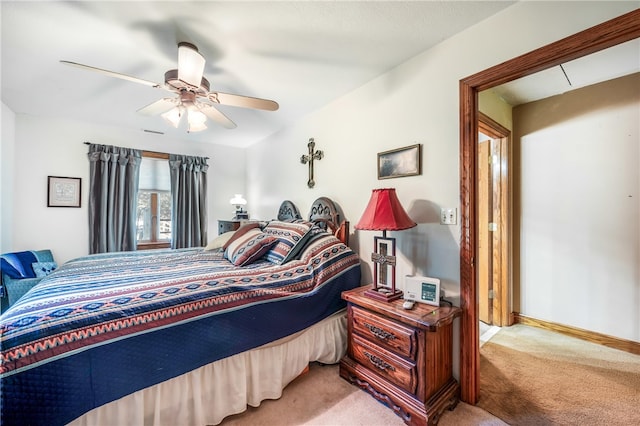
222, 222, 261, 250
224, 229, 278, 266
263, 221, 313, 264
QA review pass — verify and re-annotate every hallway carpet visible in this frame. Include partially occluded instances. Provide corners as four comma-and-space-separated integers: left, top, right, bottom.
478, 324, 640, 425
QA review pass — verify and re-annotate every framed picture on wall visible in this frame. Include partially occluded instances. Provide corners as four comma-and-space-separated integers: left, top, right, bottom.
377, 144, 422, 179
48, 176, 81, 207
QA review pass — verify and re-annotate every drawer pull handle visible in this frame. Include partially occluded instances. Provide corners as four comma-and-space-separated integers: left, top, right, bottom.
364, 323, 396, 341
364, 351, 395, 372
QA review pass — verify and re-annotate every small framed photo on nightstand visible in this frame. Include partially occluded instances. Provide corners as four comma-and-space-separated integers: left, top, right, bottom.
404, 276, 441, 306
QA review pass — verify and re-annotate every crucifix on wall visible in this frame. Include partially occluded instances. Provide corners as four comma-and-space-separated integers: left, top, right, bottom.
300, 138, 323, 188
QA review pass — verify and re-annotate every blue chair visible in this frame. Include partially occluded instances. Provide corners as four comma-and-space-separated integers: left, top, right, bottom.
1, 249, 56, 312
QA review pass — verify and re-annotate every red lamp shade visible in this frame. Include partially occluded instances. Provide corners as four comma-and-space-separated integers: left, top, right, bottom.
355, 188, 416, 231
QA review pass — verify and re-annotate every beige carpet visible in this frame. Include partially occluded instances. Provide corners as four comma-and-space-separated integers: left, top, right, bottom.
478, 324, 640, 426
221, 362, 506, 425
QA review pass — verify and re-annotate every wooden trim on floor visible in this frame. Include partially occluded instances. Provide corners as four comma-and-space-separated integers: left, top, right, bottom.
513, 313, 640, 356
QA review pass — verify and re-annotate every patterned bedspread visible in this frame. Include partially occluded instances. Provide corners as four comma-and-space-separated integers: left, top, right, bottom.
0, 234, 360, 425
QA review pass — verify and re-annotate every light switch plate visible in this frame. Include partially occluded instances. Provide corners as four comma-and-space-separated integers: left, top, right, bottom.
440, 208, 457, 225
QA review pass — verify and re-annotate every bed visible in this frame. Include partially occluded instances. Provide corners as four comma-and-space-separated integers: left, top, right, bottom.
0, 197, 360, 426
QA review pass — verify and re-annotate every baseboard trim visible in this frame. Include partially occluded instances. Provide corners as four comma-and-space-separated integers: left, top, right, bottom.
513, 313, 639, 356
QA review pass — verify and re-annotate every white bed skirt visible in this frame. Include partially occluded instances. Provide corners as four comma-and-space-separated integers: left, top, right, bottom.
68, 310, 347, 426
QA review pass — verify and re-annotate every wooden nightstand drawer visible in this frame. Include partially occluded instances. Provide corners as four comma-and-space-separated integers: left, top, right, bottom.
351, 305, 417, 360
352, 334, 418, 394
340, 285, 462, 425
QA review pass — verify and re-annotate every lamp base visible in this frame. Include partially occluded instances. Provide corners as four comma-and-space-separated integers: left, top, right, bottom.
365, 287, 403, 302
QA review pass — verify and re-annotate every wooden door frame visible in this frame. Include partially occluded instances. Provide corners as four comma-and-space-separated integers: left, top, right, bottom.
458, 9, 640, 404
477, 136, 491, 325
478, 112, 511, 327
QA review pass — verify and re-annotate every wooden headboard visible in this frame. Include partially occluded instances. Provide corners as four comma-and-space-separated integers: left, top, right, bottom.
277, 200, 302, 221
308, 197, 350, 246
275, 198, 350, 245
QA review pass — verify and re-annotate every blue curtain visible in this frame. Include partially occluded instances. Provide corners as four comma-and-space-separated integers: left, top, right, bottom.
87, 144, 141, 254
169, 154, 208, 249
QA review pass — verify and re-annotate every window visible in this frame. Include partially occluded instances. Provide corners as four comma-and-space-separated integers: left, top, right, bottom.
137, 153, 171, 249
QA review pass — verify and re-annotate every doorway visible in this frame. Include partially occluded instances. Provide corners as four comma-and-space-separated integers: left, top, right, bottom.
477, 112, 510, 328
458, 9, 640, 404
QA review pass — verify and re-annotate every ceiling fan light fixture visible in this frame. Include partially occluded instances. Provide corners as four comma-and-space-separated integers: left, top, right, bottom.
188, 120, 207, 133
187, 108, 207, 132
62, 41, 278, 132
161, 106, 183, 128
188, 108, 207, 124
178, 42, 205, 88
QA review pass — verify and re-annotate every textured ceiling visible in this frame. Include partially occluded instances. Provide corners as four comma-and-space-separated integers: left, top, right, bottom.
1, 1, 514, 147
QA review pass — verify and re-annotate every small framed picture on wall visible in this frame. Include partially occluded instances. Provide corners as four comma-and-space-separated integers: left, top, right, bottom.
377, 144, 422, 180
48, 176, 81, 208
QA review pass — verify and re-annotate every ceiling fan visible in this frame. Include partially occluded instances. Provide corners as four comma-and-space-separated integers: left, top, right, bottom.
61, 42, 279, 132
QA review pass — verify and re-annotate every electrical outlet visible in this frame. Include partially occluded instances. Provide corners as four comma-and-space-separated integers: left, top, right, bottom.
440, 208, 457, 225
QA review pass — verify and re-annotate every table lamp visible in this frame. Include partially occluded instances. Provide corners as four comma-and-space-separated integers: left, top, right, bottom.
230, 194, 248, 219
355, 188, 417, 301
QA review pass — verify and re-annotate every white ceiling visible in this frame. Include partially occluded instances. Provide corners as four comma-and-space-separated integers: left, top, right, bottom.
4, 2, 636, 147
1, 1, 515, 147
492, 38, 640, 106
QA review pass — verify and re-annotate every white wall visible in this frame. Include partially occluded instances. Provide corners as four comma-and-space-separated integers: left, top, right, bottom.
1, 102, 16, 252
247, 1, 636, 294
514, 73, 640, 341
246, 0, 639, 360
6, 114, 246, 264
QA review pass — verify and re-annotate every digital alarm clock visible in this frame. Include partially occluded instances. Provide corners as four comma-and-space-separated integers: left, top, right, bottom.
404, 276, 441, 306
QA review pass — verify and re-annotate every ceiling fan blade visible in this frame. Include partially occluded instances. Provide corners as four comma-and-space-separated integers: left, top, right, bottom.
60, 60, 162, 88
210, 92, 279, 111
137, 98, 178, 116
177, 42, 205, 88
199, 104, 237, 129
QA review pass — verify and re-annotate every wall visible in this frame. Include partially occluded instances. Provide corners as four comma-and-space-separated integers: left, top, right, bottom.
247, 1, 636, 289
1, 102, 16, 252
513, 73, 640, 341
246, 0, 640, 371
479, 90, 513, 132
5, 114, 246, 264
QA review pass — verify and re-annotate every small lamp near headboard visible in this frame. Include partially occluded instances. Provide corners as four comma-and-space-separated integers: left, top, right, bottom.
356, 188, 416, 302
230, 194, 248, 220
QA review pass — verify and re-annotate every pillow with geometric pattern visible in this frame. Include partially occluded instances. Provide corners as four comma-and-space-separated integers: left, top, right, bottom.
263, 221, 313, 265
32, 261, 58, 278
222, 222, 261, 251
224, 229, 278, 267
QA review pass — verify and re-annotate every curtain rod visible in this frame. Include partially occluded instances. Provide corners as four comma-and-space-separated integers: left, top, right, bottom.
83, 142, 209, 159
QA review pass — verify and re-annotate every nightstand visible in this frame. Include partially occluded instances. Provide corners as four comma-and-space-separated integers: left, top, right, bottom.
339, 285, 462, 426
218, 220, 241, 235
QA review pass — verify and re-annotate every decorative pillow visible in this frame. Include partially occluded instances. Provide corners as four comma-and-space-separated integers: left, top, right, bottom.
222, 222, 261, 251
204, 231, 235, 251
1, 251, 38, 279
263, 221, 313, 265
224, 229, 278, 267
291, 226, 332, 260
32, 261, 58, 278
